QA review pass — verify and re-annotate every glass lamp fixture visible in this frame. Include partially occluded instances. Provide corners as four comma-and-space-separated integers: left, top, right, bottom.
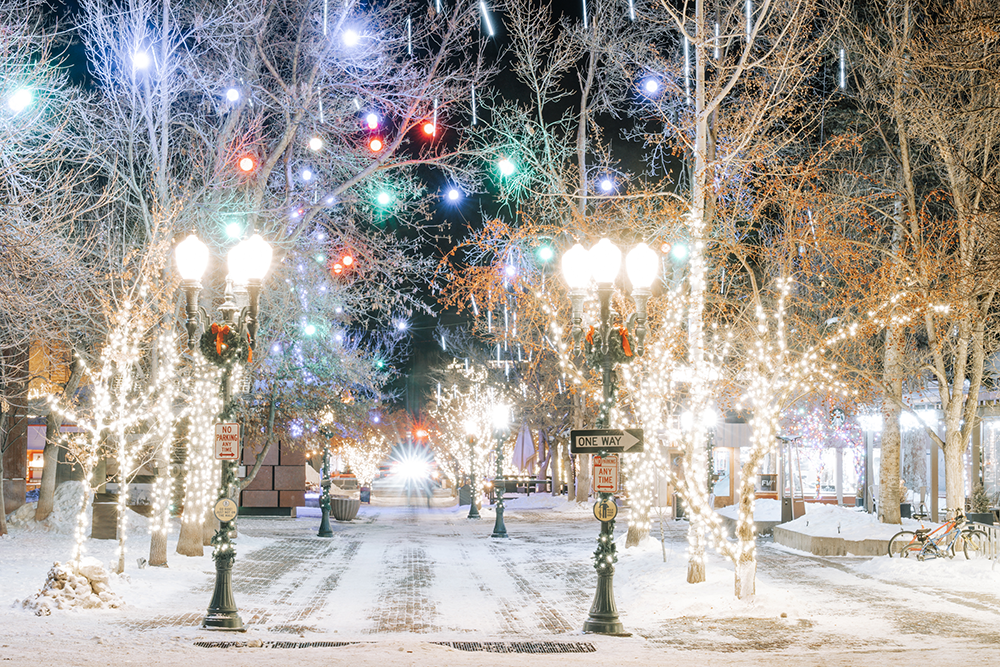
175, 234, 209, 282
590, 238, 622, 284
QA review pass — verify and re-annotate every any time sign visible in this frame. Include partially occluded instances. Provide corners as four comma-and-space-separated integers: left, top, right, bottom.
215, 423, 241, 461
592, 454, 620, 494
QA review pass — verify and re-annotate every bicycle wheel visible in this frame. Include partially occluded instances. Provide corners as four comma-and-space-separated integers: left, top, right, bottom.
888, 531, 920, 558
962, 529, 990, 560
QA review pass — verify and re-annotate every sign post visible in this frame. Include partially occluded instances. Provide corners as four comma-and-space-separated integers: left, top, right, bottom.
215, 423, 241, 461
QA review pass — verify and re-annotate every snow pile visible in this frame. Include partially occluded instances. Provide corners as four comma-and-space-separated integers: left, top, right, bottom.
5, 481, 88, 533
20, 557, 124, 615
329, 482, 361, 499
717, 498, 782, 521
780, 503, 930, 540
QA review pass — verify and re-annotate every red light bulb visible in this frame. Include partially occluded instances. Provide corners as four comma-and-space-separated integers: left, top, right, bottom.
369, 137, 383, 152
238, 156, 255, 172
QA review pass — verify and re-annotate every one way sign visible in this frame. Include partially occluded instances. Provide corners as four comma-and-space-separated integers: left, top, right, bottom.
570, 428, 644, 453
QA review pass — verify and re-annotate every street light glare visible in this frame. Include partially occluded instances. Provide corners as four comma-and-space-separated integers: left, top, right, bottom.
343, 29, 360, 47
304, 324, 317, 336
599, 178, 614, 193
643, 77, 659, 94
225, 88, 240, 102
308, 136, 323, 151
8, 88, 32, 113
446, 187, 461, 201
133, 50, 151, 69
498, 158, 516, 177
366, 113, 379, 129
376, 191, 392, 206
225, 222, 243, 239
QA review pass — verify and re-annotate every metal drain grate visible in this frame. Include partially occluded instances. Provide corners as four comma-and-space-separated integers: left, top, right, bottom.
194, 641, 357, 649
434, 641, 597, 653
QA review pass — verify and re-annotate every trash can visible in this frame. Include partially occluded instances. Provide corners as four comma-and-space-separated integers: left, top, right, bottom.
91, 493, 118, 540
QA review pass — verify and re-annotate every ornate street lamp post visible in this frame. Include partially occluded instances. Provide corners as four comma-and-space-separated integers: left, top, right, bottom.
491, 404, 510, 538
562, 238, 658, 636
176, 231, 273, 632
465, 420, 481, 520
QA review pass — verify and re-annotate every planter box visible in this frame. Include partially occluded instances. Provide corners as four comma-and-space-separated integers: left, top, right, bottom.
967, 512, 994, 526
331, 497, 361, 521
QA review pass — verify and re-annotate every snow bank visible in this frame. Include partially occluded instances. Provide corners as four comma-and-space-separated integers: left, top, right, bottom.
20, 557, 124, 615
6, 482, 88, 533
717, 498, 781, 521
780, 503, 930, 541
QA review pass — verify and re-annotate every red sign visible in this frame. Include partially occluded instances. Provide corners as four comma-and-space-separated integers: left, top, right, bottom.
215, 423, 241, 461
592, 454, 619, 493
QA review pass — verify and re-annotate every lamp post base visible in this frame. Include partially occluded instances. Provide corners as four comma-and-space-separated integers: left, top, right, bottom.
582, 571, 626, 635
491, 506, 507, 537
468, 502, 481, 520
202, 557, 246, 632
317, 506, 333, 537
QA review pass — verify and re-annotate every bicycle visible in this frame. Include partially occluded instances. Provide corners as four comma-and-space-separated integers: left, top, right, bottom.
887, 509, 989, 560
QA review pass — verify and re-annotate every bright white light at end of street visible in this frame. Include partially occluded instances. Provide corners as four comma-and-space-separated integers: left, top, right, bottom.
133, 51, 151, 69
8, 88, 32, 113
492, 404, 509, 430
343, 29, 360, 47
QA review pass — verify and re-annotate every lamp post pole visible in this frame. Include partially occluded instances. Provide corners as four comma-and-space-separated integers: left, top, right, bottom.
491, 405, 509, 538
562, 239, 657, 637
467, 433, 481, 520
318, 445, 334, 537
176, 232, 272, 632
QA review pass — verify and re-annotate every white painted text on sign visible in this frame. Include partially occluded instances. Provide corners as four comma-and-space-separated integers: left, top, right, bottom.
215, 422, 241, 461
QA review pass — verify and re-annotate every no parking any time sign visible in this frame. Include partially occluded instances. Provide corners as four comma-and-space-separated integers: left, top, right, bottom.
214, 422, 241, 461
592, 454, 620, 494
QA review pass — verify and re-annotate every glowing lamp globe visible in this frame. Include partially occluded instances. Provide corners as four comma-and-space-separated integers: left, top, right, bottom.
464, 419, 477, 436
671, 242, 689, 261
590, 238, 622, 285
342, 254, 354, 267
447, 188, 461, 201
376, 192, 392, 206
302, 169, 313, 181
343, 29, 360, 47
537, 246, 554, 262
9, 88, 32, 113
308, 136, 323, 151
423, 122, 436, 135
175, 234, 209, 281
243, 233, 273, 281
599, 178, 614, 193
225, 88, 240, 102
133, 51, 151, 69
333, 263, 344, 275
626, 242, 658, 289
561, 243, 591, 290
643, 78, 659, 94
304, 324, 316, 336
238, 156, 255, 173
369, 137, 383, 152
366, 113, 379, 130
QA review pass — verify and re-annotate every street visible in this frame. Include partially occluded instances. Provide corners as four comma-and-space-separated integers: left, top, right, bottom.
4, 500, 1000, 665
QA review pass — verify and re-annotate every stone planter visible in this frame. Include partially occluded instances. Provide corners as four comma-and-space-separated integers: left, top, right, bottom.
330, 497, 361, 521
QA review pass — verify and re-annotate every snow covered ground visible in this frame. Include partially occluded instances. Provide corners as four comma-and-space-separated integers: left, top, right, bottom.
3, 489, 1000, 666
